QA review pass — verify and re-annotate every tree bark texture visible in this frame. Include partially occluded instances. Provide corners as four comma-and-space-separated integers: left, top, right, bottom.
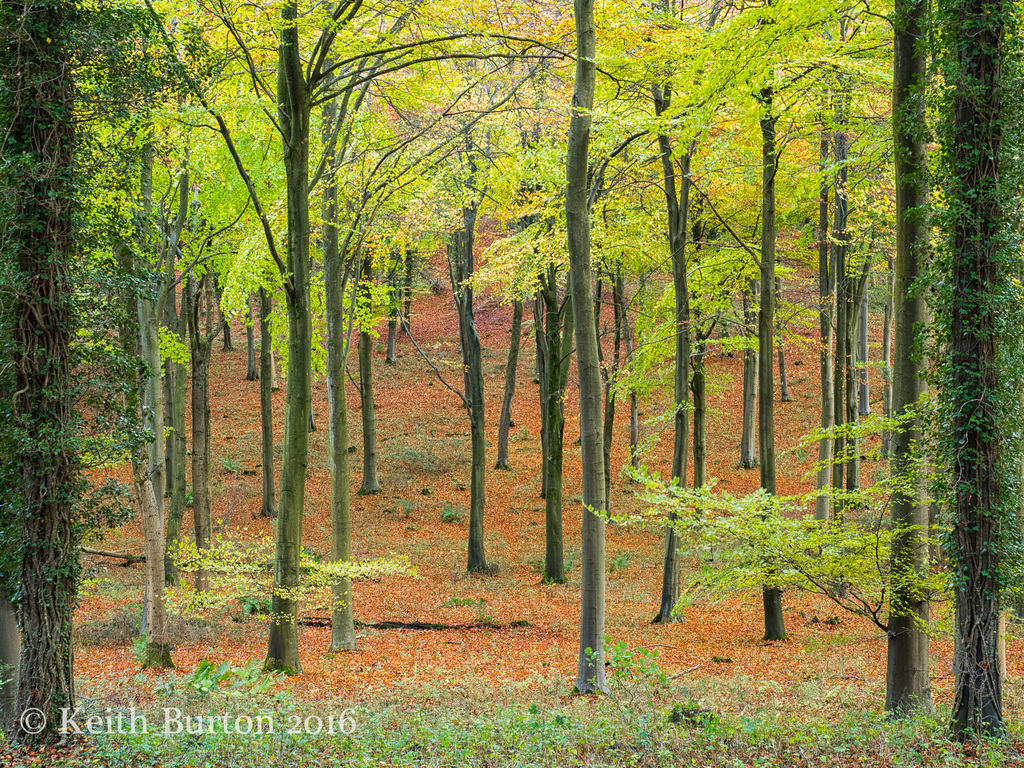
568, 0, 607, 693
741, 281, 759, 469
815, 131, 835, 521
542, 270, 572, 583
246, 295, 259, 381
266, 6, 313, 674
945, 0, 1007, 735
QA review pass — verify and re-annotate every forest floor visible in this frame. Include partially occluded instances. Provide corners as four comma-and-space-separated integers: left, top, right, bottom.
5, 259, 1024, 767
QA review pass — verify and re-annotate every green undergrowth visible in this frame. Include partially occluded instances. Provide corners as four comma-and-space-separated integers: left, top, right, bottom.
2, 663, 1022, 767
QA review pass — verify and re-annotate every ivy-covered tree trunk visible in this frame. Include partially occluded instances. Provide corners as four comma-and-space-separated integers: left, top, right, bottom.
759, 91, 785, 642
259, 288, 277, 519
568, 0, 607, 693
266, 2, 313, 674
495, 299, 523, 470
815, 131, 835, 521
166, 353, 187, 583
944, 0, 1008, 736
358, 252, 381, 495
885, 0, 932, 715
7, 4, 83, 739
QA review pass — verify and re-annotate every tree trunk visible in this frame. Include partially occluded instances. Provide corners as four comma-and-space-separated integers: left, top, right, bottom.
815, 131, 835, 521
622, 289, 640, 470
496, 299, 524, 470
8, 5, 81, 737
535, 293, 549, 496
653, 85, 691, 625
358, 253, 381, 494
881, 257, 894, 458
186, 273, 215, 591
858, 290, 870, 416
323, 100, 356, 651
166, 355, 187, 583
740, 281, 759, 468
759, 91, 785, 642
266, 7, 313, 675
542, 271, 572, 583
831, 99, 850, 520
885, 0, 932, 715
946, 0, 1006, 735
246, 295, 259, 381
776, 277, 791, 402
568, 0, 607, 693
601, 273, 623, 511
386, 318, 397, 364
133, 451, 173, 670
259, 288, 278, 518
452, 217, 489, 574
0, 593, 19, 725
693, 334, 707, 489
402, 246, 414, 332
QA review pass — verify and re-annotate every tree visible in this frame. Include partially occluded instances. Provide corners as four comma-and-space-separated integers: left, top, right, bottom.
4, 0, 83, 740
885, 0, 932, 716
494, 299, 523, 471
567, 0, 607, 694
939, 0, 1013, 736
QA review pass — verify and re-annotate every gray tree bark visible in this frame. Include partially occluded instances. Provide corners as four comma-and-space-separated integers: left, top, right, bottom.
358, 252, 381, 495
759, 90, 785, 642
495, 299, 524, 470
741, 281, 759, 469
568, 0, 607, 693
885, 0, 932, 715
815, 132, 835, 521
259, 288, 278, 518
653, 84, 691, 625
265, 4, 314, 674
246, 295, 259, 381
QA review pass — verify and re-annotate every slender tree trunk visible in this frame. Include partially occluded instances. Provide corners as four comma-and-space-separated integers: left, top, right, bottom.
741, 281, 759, 468
266, 8, 313, 674
542, 272, 572, 583
259, 288, 277, 518
402, 246, 414, 333
270, 347, 281, 391
535, 292, 549, 496
186, 274, 214, 592
776, 277, 791, 402
693, 334, 707, 489
881, 256, 894, 458
452, 218, 489, 574
166, 355, 187, 583
946, 0, 1006, 734
568, 0, 607, 692
496, 299, 524, 470
601, 273, 623, 511
358, 253, 381, 494
221, 309, 233, 352
622, 288, 640, 470
759, 93, 785, 642
832, 100, 850, 519
886, 0, 932, 714
323, 99, 356, 650
653, 85, 691, 624
858, 290, 870, 416
0, 594, 17, 725
246, 295, 259, 381
815, 132, 835, 521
